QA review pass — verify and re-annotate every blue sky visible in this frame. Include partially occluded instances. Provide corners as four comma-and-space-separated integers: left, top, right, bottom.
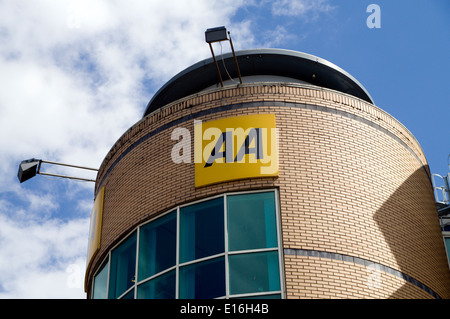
0, 0, 449, 298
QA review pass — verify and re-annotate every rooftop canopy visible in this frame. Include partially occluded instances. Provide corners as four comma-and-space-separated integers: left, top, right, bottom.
143, 48, 374, 117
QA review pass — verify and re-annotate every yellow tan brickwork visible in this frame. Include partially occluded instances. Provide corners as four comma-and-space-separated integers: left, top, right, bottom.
86, 83, 450, 299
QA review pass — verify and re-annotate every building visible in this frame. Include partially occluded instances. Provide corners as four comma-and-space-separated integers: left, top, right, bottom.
84, 47, 450, 299
432, 169, 450, 278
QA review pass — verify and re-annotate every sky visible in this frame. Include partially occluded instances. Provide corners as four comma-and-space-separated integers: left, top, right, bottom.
0, 0, 449, 299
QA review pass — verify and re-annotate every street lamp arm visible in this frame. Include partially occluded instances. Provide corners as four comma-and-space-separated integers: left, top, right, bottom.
17, 158, 98, 183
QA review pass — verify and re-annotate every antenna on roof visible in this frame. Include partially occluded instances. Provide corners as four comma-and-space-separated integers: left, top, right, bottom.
205, 26, 242, 87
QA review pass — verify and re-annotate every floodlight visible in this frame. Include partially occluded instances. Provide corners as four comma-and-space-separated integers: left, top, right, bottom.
205, 26, 228, 43
205, 26, 242, 87
17, 158, 40, 183
17, 158, 98, 183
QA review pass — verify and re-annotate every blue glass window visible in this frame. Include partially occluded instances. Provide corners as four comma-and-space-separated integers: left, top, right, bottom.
235, 294, 281, 299
179, 197, 224, 263
108, 232, 137, 299
138, 211, 176, 281
229, 251, 280, 295
445, 237, 450, 266
121, 289, 135, 299
179, 257, 225, 299
137, 270, 176, 299
92, 260, 108, 299
94, 190, 282, 299
227, 192, 277, 251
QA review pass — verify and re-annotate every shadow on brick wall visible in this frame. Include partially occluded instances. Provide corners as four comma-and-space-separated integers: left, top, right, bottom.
373, 165, 450, 299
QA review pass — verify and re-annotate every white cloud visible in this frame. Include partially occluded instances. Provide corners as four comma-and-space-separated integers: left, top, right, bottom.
0, 0, 336, 299
271, 0, 335, 19
0, 214, 89, 298
261, 25, 298, 48
0, 0, 250, 177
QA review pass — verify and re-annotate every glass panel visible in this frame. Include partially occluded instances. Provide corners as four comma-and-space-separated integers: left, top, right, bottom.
229, 251, 280, 295
108, 232, 137, 299
445, 237, 450, 265
235, 293, 281, 299
138, 211, 176, 281
179, 197, 224, 263
121, 289, 135, 299
92, 260, 109, 299
137, 270, 176, 299
179, 257, 225, 299
227, 192, 277, 251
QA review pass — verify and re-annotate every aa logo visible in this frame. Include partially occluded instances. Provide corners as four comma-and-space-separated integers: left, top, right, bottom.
194, 114, 278, 187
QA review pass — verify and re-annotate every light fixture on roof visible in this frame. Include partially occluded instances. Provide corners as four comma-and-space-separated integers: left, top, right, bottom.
17, 158, 98, 183
205, 26, 242, 87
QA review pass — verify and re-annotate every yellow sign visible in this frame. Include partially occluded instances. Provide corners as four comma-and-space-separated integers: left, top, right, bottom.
84, 186, 104, 291
194, 114, 278, 187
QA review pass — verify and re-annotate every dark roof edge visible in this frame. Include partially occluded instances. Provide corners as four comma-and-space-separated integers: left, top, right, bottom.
143, 48, 374, 117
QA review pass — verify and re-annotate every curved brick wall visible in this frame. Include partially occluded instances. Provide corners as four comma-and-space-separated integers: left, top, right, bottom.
86, 83, 450, 299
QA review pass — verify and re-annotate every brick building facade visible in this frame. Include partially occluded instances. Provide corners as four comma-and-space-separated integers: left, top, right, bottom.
85, 49, 450, 299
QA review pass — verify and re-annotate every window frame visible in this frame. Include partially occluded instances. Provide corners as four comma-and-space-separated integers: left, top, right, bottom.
108, 230, 137, 299
90, 189, 285, 299
443, 232, 450, 270
92, 258, 109, 299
